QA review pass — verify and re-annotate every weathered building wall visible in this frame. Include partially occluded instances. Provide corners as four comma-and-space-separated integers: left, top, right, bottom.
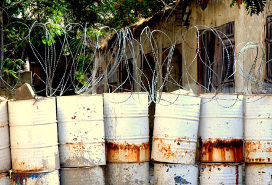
102, 0, 272, 94
185, 0, 270, 93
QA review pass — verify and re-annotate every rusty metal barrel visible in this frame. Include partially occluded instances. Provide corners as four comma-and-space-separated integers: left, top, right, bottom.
245, 95, 272, 163
0, 173, 10, 185
245, 164, 272, 185
153, 163, 198, 185
8, 97, 59, 172
0, 98, 11, 173
11, 170, 60, 185
199, 94, 244, 162
60, 166, 105, 185
200, 163, 242, 184
57, 95, 105, 167
103, 92, 149, 163
151, 92, 201, 164
106, 162, 149, 185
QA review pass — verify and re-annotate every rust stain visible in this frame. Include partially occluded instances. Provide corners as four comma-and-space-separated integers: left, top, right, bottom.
199, 137, 243, 162
65, 142, 90, 152
236, 165, 239, 185
106, 141, 150, 162
153, 138, 176, 160
12, 159, 44, 173
152, 137, 193, 162
245, 141, 272, 163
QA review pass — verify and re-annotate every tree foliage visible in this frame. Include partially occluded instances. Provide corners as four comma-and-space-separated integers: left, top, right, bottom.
231, 0, 269, 15
1, 0, 271, 89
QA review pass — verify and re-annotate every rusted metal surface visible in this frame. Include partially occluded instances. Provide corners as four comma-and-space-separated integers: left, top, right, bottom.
246, 164, 272, 185
8, 98, 60, 172
245, 141, 272, 163
57, 95, 105, 167
60, 166, 105, 185
0, 98, 11, 172
199, 138, 243, 162
106, 162, 149, 185
106, 142, 149, 162
11, 146, 59, 173
245, 95, 272, 163
151, 92, 201, 164
154, 163, 198, 185
200, 163, 242, 185
199, 94, 244, 162
0, 173, 10, 185
152, 137, 196, 164
60, 142, 105, 167
103, 93, 149, 163
11, 170, 60, 185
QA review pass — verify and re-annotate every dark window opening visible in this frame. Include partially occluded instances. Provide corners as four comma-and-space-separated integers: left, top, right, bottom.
119, 58, 134, 92
141, 53, 156, 91
266, 16, 272, 82
198, 22, 235, 93
162, 47, 182, 92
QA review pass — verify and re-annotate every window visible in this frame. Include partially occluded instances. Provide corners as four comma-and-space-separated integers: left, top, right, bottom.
266, 16, 272, 81
198, 22, 235, 93
141, 53, 156, 91
119, 58, 134, 92
162, 47, 182, 92
108, 58, 134, 92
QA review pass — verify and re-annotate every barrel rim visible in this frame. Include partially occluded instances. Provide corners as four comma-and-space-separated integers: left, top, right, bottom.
11, 169, 59, 174
200, 93, 244, 96
156, 91, 200, 98
8, 96, 55, 103
57, 94, 103, 99
103, 92, 148, 95
9, 121, 57, 127
200, 162, 243, 166
60, 166, 102, 171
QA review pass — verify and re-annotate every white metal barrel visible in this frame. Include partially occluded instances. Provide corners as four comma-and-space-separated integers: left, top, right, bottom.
103, 93, 149, 163
8, 98, 59, 172
60, 166, 105, 185
246, 164, 272, 185
0, 173, 10, 185
245, 95, 272, 163
154, 163, 198, 185
199, 94, 244, 162
151, 92, 201, 164
200, 163, 242, 185
57, 95, 105, 167
106, 162, 149, 185
0, 98, 11, 172
11, 170, 60, 185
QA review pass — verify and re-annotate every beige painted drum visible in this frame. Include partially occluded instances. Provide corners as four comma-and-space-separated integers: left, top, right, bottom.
60, 166, 105, 185
104, 93, 149, 163
199, 94, 244, 162
0, 173, 10, 185
106, 162, 149, 185
152, 92, 201, 164
154, 163, 198, 185
200, 163, 242, 185
11, 170, 60, 185
8, 98, 59, 172
246, 164, 272, 185
245, 95, 272, 163
57, 95, 105, 167
0, 98, 10, 172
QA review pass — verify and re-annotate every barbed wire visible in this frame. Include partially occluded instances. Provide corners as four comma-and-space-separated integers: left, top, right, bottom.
1, 20, 272, 106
